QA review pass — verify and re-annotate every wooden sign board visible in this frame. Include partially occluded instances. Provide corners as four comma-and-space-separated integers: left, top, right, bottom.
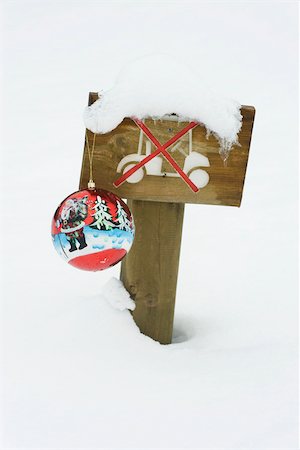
80, 92, 255, 345
80, 93, 255, 207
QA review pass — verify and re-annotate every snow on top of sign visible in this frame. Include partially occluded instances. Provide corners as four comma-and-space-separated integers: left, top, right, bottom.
83, 54, 242, 159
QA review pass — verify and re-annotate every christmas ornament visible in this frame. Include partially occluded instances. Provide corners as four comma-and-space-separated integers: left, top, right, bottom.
52, 188, 135, 271
51, 132, 135, 271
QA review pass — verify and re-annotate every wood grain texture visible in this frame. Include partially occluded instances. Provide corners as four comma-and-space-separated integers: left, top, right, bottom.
120, 200, 184, 344
79, 93, 255, 206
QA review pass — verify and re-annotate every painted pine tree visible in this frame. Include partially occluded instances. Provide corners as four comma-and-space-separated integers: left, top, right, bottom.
116, 200, 132, 232
91, 196, 115, 230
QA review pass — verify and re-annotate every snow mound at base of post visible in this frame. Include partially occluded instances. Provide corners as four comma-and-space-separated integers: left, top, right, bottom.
101, 277, 136, 311
83, 54, 242, 159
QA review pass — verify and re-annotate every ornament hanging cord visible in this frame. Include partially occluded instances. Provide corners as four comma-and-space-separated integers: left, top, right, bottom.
85, 131, 96, 190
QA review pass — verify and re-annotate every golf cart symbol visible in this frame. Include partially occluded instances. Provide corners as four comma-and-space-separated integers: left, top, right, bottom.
116, 127, 210, 189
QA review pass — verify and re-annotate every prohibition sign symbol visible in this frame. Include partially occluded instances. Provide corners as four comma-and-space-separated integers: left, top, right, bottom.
114, 118, 199, 192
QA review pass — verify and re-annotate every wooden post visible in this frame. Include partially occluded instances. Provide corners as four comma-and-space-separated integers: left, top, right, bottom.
121, 200, 184, 344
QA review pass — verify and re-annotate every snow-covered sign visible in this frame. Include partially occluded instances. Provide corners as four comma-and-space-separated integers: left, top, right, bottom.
80, 56, 255, 344
81, 92, 254, 207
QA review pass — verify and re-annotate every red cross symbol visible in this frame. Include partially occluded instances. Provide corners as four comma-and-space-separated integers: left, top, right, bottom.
113, 118, 200, 192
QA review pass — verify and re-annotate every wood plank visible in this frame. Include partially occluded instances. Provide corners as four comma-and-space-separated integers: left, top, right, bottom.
120, 200, 184, 344
79, 92, 255, 206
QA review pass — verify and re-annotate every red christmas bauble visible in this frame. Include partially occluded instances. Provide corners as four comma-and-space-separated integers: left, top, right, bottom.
51, 189, 135, 271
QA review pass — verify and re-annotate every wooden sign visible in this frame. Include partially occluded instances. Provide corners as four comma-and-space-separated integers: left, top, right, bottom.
80, 93, 255, 207
80, 92, 255, 344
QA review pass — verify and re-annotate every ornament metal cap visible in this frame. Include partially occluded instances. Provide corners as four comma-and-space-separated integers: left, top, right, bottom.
88, 179, 96, 190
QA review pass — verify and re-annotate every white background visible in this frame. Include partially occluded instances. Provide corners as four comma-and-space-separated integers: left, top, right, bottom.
1, 1, 298, 449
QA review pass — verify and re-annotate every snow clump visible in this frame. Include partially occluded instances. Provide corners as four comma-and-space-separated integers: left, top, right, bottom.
101, 277, 136, 311
84, 54, 242, 160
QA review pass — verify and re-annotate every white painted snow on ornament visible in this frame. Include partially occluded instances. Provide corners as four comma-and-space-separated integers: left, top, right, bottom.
83, 54, 242, 159
101, 277, 136, 311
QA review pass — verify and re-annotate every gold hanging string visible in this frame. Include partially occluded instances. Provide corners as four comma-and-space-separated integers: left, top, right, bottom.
85, 131, 96, 190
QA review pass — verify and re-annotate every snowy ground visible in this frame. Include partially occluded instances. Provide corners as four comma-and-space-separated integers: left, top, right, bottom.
1, 1, 298, 449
